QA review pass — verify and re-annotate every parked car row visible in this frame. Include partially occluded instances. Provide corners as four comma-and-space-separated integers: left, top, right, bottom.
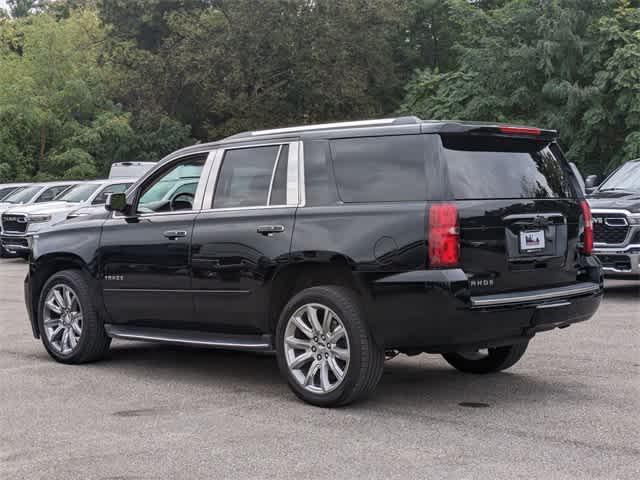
19, 117, 604, 406
0, 162, 155, 258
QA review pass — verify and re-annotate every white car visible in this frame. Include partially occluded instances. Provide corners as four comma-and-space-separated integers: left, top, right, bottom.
0, 179, 135, 257
0, 181, 80, 257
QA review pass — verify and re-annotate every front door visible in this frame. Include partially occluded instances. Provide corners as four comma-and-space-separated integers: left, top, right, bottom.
191, 142, 300, 333
100, 152, 212, 325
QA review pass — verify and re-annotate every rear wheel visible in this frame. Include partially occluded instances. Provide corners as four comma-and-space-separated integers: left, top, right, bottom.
38, 270, 111, 364
442, 342, 529, 374
276, 286, 384, 407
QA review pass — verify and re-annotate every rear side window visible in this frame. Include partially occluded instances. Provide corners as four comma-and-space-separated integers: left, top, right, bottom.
213, 145, 288, 208
442, 136, 574, 199
330, 135, 426, 203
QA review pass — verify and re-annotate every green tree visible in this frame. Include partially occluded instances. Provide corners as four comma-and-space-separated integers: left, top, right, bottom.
401, 0, 639, 175
0, 6, 192, 181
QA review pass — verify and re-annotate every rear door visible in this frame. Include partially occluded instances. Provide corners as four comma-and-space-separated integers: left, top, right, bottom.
191, 142, 300, 333
439, 133, 583, 294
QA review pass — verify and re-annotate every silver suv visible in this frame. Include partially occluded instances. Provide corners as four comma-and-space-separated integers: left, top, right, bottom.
587, 159, 640, 277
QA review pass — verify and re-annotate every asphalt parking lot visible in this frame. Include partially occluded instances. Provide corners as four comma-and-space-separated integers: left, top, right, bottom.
0, 258, 638, 479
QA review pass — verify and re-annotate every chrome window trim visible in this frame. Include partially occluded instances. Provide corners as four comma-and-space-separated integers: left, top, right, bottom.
297, 140, 306, 207
113, 150, 216, 219
266, 145, 283, 205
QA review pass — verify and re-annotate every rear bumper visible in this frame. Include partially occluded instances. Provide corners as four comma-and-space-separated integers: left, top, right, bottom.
368, 264, 603, 350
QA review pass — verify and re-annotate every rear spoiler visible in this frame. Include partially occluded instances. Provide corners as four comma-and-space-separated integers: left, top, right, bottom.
423, 122, 558, 142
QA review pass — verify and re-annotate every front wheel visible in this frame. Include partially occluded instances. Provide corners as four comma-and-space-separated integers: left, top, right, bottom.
442, 342, 529, 374
38, 269, 111, 364
276, 286, 384, 407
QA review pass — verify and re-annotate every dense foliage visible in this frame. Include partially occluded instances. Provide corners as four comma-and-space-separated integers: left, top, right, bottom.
0, 0, 638, 180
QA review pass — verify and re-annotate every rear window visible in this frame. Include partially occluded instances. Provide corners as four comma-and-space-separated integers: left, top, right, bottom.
330, 135, 426, 203
442, 136, 574, 200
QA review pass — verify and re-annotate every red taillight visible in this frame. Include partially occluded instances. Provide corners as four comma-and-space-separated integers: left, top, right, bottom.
580, 200, 593, 255
429, 204, 460, 268
499, 126, 541, 136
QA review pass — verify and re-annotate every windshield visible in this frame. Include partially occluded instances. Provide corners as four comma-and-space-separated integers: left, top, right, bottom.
0, 186, 22, 201
3, 185, 42, 204
57, 183, 101, 203
598, 162, 640, 192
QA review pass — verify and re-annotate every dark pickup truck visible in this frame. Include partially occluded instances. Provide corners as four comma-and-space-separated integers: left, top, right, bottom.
586, 159, 640, 278
24, 117, 602, 406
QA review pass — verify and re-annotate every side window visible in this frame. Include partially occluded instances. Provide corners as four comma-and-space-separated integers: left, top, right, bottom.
330, 135, 426, 203
92, 183, 131, 205
138, 155, 207, 213
172, 182, 198, 198
213, 144, 288, 209
36, 185, 71, 203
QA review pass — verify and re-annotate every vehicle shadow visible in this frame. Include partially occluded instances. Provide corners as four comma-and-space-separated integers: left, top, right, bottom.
603, 280, 640, 301
99, 342, 583, 409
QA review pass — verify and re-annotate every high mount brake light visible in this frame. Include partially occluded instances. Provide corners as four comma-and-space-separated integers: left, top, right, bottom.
580, 200, 593, 255
428, 204, 460, 268
499, 126, 542, 136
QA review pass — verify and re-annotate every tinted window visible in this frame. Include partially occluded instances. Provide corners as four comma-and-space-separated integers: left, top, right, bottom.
92, 183, 132, 205
213, 146, 280, 208
442, 136, 574, 200
330, 135, 426, 203
35, 185, 72, 202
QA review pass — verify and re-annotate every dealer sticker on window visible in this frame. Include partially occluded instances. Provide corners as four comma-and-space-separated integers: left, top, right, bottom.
520, 230, 545, 252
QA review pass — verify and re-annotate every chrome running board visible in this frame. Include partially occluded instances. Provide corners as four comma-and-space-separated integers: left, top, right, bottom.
104, 324, 274, 352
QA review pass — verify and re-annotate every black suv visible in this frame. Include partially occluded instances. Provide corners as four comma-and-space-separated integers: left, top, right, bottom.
24, 117, 603, 406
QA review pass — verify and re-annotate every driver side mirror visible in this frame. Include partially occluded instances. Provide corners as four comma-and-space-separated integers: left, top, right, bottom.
584, 175, 601, 194
105, 192, 128, 213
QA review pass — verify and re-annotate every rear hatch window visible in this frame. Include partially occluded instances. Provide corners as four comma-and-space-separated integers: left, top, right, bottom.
441, 135, 576, 200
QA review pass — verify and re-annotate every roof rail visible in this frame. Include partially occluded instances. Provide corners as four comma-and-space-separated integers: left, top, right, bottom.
229, 116, 421, 139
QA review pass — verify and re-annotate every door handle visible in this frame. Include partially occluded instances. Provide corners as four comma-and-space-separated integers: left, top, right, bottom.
163, 230, 187, 240
257, 225, 285, 236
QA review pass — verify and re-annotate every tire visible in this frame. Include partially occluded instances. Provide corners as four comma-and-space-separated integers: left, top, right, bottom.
442, 342, 529, 374
38, 269, 111, 364
275, 285, 384, 407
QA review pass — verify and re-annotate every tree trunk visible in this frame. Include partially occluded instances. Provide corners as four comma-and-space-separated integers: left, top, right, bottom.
38, 124, 46, 176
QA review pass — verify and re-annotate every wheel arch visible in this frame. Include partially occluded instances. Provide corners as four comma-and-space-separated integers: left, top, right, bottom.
266, 253, 375, 339
29, 253, 100, 338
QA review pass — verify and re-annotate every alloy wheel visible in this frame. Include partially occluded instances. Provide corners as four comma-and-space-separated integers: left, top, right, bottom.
43, 284, 83, 355
283, 303, 350, 394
